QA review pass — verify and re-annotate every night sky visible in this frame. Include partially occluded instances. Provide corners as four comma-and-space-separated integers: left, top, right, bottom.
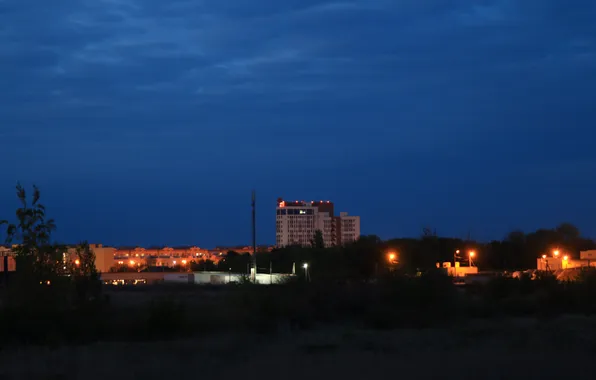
1, 1, 596, 247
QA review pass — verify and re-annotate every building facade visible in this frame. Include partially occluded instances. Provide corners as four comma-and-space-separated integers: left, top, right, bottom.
275, 198, 360, 248
1, 244, 227, 274
536, 250, 596, 271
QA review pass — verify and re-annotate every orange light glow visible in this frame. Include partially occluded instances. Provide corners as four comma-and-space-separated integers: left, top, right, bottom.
554, 250, 560, 257
279, 201, 286, 207
129, 260, 135, 265
542, 254, 547, 259
181, 260, 187, 265
563, 255, 568, 261
75, 259, 80, 266
469, 251, 475, 258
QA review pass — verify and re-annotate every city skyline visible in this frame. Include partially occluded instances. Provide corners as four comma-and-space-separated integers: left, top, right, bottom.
2, 1, 596, 246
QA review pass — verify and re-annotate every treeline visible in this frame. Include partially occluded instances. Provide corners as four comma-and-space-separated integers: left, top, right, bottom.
203, 223, 596, 278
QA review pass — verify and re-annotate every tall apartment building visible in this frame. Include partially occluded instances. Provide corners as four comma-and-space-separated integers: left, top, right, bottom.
275, 198, 360, 248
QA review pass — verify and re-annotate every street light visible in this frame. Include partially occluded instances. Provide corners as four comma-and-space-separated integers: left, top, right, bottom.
553, 250, 560, 257
303, 263, 309, 282
469, 251, 475, 267
454, 250, 461, 277
387, 252, 397, 264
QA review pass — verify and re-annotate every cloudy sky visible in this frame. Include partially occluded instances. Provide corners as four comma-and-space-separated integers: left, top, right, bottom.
1, 0, 595, 246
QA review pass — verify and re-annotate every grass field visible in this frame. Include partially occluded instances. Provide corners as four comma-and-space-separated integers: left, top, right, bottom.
2, 315, 596, 379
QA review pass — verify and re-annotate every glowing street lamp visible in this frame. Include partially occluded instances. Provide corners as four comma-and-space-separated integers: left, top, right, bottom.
469, 251, 476, 267
74, 259, 80, 266
541, 254, 548, 270
387, 252, 397, 264
303, 263, 309, 281
553, 250, 560, 257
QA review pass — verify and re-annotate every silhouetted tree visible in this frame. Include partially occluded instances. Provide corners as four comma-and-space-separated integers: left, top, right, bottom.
311, 230, 325, 249
3, 183, 66, 285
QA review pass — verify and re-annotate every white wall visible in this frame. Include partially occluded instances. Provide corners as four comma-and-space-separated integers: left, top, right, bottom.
192, 271, 292, 285
164, 273, 194, 284
580, 250, 596, 260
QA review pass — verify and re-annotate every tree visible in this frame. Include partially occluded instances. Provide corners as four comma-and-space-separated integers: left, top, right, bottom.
145, 256, 157, 268
71, 242, 98, 278
556, 223, 580, 242
3, 183, 65, 284
71, 242, 101, 303
311, 230, 325, 249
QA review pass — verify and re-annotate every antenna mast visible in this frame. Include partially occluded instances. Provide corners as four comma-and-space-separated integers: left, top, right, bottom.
251, 190, 257, 283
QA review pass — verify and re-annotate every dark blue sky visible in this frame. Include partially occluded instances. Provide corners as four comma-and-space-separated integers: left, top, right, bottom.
1, 0, 596, 247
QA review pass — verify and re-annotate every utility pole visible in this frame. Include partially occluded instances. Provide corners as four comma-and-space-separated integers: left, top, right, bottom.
251, 190, 257, 283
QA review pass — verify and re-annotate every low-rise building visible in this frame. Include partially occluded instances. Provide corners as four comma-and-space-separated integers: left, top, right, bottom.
0, 246, 16, 272
440, 261, 479, 277
536, 250, 596, 271
1, 244, 227, 274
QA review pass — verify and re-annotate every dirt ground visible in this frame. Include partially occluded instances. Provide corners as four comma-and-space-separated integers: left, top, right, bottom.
2, 315, 596, 379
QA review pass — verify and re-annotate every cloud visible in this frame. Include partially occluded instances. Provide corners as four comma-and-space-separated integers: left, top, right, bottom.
1, 0, 595, 148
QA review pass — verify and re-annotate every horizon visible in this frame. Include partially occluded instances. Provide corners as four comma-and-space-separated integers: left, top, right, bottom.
2, 1, 595, 246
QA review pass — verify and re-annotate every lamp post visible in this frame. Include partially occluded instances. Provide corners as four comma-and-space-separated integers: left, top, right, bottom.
387, 252, 397, 272
468, 251, 475, 267
454, 250, 460, 277
303, 263, 309, 282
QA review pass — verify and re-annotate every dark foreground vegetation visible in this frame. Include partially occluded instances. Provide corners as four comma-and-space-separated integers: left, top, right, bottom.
4, 268, 596, 346
3, 184, 596, 348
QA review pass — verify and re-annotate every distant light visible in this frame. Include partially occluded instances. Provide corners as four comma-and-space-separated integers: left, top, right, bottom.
181, 260, 187, 265
456, 250, 460, 254
75, 259, 80, 266
173, 260, 177, 265
129, 260, 135, 265
563, 255, 568, 261
554, 250, 560, 257
469, 251, 475, 258
542, 254, 547, 259
303, 263, 308, 269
